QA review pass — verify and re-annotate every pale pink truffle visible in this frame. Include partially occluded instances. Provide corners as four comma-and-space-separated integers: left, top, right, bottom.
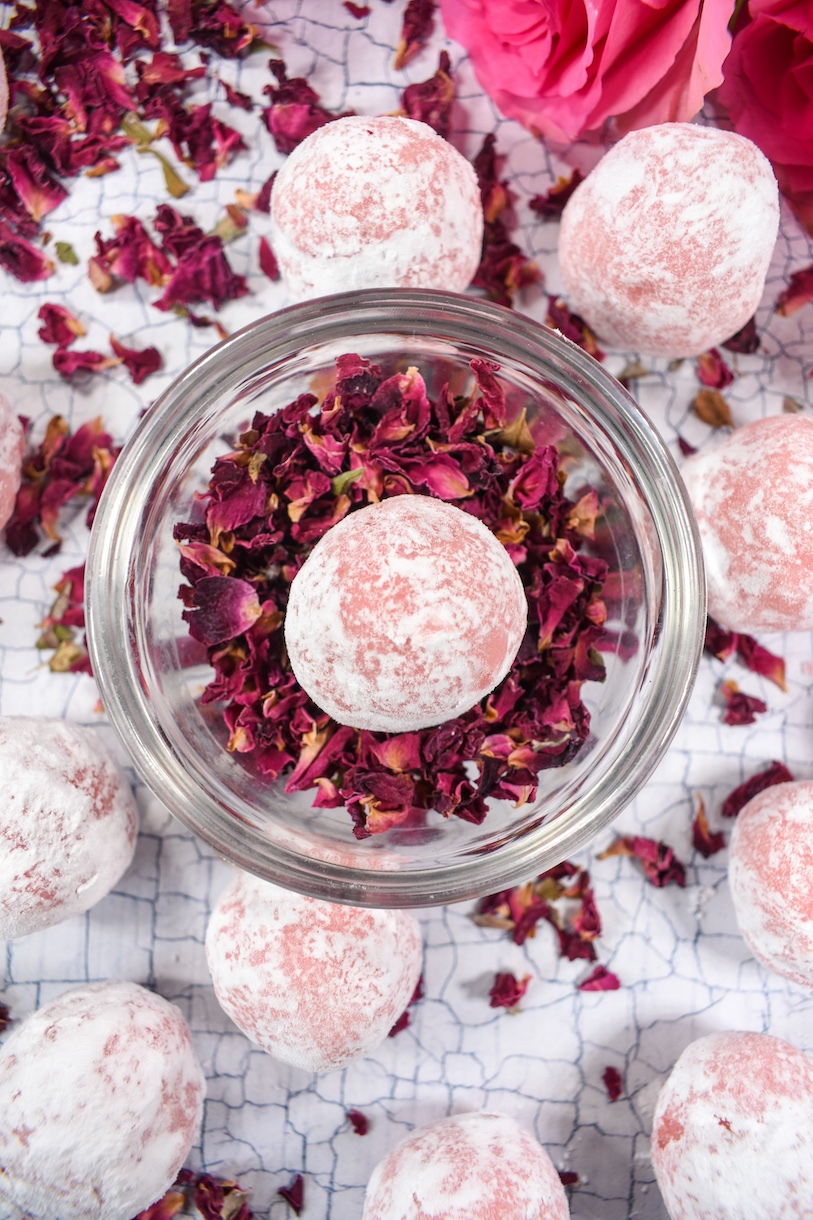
728, 779, 813, 989
284, 496, 527, 733
269, 115, 484, 301
651, 1031, 813, 1220
0, 716, 139, 939
0, 980, 205, 1220
559, 124, 779, 357
363, 1111, 570, 1220
205, 870, 423, 1073
0, 391, 24, 532
682, 415, 813, 633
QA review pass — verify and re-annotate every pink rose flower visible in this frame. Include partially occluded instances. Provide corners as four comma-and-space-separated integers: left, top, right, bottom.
439, 0, 733, 142
717, 0, 813, 235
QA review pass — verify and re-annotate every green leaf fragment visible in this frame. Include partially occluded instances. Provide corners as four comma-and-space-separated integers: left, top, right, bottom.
331, 468, 365, 496
54, 241, 79, 265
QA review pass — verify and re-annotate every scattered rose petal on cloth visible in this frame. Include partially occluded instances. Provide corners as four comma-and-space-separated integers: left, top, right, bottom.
692, 796, 725, 858
347, 1109, 369, 1135
602, 1065, 623, 1101
721, 761, 794, 818
599, 836, 686, 888
488, 971, 531, 1010
277, 1174, 304, 1214
579, 965, 621, 992
720, 679, 767, 726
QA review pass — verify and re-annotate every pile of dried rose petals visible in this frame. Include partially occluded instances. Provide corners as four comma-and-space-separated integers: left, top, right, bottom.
175, 353, 608, 838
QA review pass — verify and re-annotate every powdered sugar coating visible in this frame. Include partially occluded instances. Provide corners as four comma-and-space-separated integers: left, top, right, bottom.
559, 124, 779, 357
728, 780, 813, 989
284, 495, 527, 733
0, 390, 24, 531
651, 1031, 813, 1220
0, 980, 205, 1220
0, 716, 139, 939
362, 1110, 570, 1220
205, 870, 422, 1073
682, 415, 813, 633
269, 116, 484, 302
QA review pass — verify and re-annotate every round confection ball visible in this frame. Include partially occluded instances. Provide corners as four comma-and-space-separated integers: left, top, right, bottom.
0, 716, 139, 939
681, 414, 813, 633
728, 779, 813, 989
0, 979, 205, 1220
363, 1110, 570, 1220
284, 495, 527, 733
651, 1030, 813, 1220
206, 870, 423, 1073
558, 124, 779, 358
269, 115, 484, 302
0, 391, 24, 531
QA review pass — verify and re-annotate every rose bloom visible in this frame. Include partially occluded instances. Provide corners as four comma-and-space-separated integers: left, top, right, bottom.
439, 0, 734, 142
717, 0, 813, 235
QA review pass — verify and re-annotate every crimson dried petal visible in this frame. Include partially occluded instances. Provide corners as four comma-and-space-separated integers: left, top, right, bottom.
109, 336, 162, 385
602, 1065, 623, 1102
186, 0, 258, 58
696, 348, 735, 390
0, 221, 54, 281
388, 972, 424, 1036
599, 836, 686, 888
720, 680, 767, 726
394, 0, 435, 69
571, 888, 601, 940
556, 927, 597, 962
722, 316, 759, 354
735, 635, 787, 692
5, 146, 68, 223
558, 1171, 579, 1186
155, 234, 248, 311
578, 965, 620, 992
131, 1186, 186, 1220
261, 59, 342, 155
347, 1109, 369, 1135
471, 133, 540, 307
259, 235, 279, 280
185, 576, 262, 645
94, 215, 173, 287
489, 971, 531, 1009
704, 615, 738, 662
0, 1003, 10, 1032
775, 264, 813, 316
400, 50, 454, 139
721, 761, 794, 818
37, 304, 85, 348
677, 437, 697, 457
344, 1, 371, 13
529, 169, 584, 219
52, 348, 118, 379
547, 297, 604, 361
692, 798, 725, 858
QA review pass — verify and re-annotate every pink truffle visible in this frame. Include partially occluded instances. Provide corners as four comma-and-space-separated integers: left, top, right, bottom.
284, 495, 527, 733
269, 115, 484, 301
682, 415, 813, 633
363, 1111, 570, 1220
0, 716, 139, 939
728, 779, 813, 989
0, 980, 205, 1220
0, 391, 24, 532
559, 124, 779, 357
205, 870, 423, 1073
651, 1031, 813, 1220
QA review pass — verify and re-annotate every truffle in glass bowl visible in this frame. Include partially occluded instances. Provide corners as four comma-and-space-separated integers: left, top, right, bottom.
86, 290, 705, 907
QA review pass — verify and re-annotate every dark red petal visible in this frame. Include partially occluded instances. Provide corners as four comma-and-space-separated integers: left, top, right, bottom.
578, 965, 621, 992
602, 1065, 623, 1101
488, 970, 531, 1009
277, 1174, 304, 1215
721, 761, 794, 818
692, 799, 725, 858
529, 169, 584, 219
347, 1109, 369, 1135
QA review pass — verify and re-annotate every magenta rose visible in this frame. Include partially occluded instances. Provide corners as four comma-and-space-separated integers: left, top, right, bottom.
439, 0, 734, 142
717, 0, 813, 235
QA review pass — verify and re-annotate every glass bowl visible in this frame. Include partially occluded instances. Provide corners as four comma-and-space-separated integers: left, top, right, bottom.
86, 289, 705, 908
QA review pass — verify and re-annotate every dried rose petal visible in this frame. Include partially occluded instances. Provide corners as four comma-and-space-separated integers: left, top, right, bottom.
722, 761, 794, 818
400, 50, 454, 139
599, 836, 686, 888
547, 297, 604, 361
529, 169, 584, 220
602, 1065, 623, 1101
344, 1, 371, 13
259, 235, 279, 281
692, 388, 733, 428
696, 349, 735, 390
155, 233, 248, 311
277, 1174, 303, 1215
677, 437, 697, 457
692, 797, 725, 858
471, 134, 540, 308
722, 316, 759, 354
388, 972, 424, 1036
347, 1109, 369, 1135
37, 304, 86, 348
109, 336, 162, 385
131, 1187, 186, 1220
704, 615, 738, 662
488, 971, 531, 1010
720, 679, 767, 726
735, 635, 787, 692
185, 576, 262, 645
5, 146, 68, 222
0, 1003, 10, 1033
261, 59, 343, 155
0, 221, 54, 281
558, 1170, 579, 1186
775, 264, 813, 316
394, 0, 435, 69
578, 965, 620, 992
52, 349, 120, 379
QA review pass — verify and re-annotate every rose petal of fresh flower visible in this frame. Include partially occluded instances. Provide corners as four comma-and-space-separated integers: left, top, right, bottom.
722, 761, 794, 818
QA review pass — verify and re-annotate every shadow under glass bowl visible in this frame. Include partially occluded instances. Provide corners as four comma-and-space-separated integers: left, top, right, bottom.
86, 289, 705, 908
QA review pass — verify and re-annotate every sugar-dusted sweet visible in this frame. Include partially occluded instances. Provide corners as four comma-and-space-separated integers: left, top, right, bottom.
206, 870, 422, 1073
0, 716, 138, 939
728, 779, 813, 989
0, 390, 24, 532
651, 1031, 813, 1220
284, 495, 527, 733
681, 414, 813, 633
363, 1111, 570, 1220
269, 115, 484, 301
0, 980, 205, 1220
558, 124, 779, 357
